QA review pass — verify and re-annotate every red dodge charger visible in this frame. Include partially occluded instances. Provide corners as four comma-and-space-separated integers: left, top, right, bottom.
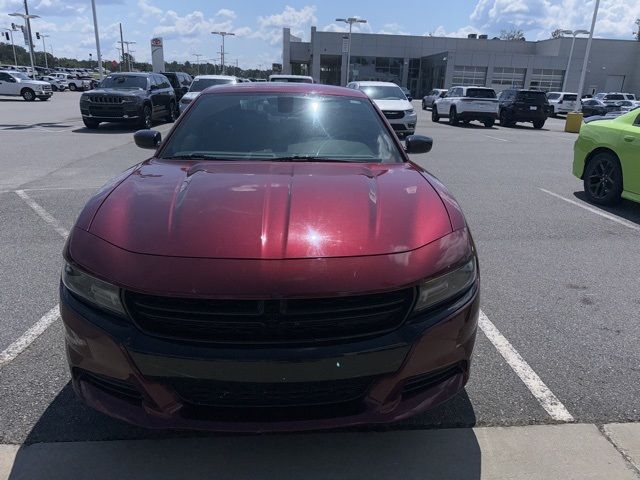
60, 82, 479, 432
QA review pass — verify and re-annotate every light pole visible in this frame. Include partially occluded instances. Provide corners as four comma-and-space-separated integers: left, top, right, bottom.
123, 41, 135, 71
192, 53, 202, 74
559, 29, 589, 92
2, 26, 19, 66
335, 17, 367, 84
90, 0, 104, 80
577, 0, 600, 99
9, 6, 40, 78
37, 32, 49, 69
211, 31, 235, 74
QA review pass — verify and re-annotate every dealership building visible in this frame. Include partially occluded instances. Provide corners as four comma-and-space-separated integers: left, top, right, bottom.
282, 27, 640, 97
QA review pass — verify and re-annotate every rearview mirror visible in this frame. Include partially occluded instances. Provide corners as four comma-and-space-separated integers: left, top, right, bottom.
134, 129, 161, 149
404, 135, 433, 154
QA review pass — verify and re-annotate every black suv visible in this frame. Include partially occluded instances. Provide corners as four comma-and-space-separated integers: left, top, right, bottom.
79, 72, 177, 129
161, 71, 192, 101
498, 89, 549, 129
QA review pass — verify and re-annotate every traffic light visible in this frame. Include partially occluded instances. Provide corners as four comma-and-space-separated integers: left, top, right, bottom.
36, 32, 40, 40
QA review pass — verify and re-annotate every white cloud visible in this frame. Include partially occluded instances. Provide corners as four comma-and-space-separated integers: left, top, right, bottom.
378, 23, 409, 35
138, 0, 162, 19
254, 5, 317, 44
216, 8, 236, 19
430, 25, 483, 38
233, 26, 252, 37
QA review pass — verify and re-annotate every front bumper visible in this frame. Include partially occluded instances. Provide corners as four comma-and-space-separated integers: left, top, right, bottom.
458, 111, 497, 121
60, 278, 479, 432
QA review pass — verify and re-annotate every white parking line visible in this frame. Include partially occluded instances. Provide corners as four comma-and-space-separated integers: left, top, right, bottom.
14, 190, 70, 238
0, 306, 60, 367
539, 188, 640, 232
479, 310, 575, 422
482, 134, 509, 142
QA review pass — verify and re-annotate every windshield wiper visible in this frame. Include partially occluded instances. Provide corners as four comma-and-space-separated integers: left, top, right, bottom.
162, 153, 227, 160
269, 156, 353, 163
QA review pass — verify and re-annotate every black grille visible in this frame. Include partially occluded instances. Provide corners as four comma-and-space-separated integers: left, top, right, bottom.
167, 376, 375, 408
401, 363, 465, 398
75, 369, 142, 403
124, 289, 415, 344
89, 95, 124, 103
383, 110, 404, 120
89, 105, 125, 117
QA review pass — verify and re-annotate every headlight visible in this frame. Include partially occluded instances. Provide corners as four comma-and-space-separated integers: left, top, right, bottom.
62, 262, 126, 315
413, 257, 477, 312
405, 109, 416, 115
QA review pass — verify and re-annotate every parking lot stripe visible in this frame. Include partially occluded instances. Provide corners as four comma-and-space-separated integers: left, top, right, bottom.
481, 134, 509, 142
0, 305, 60, 367
479, 310, 575, 422
539, 188, 640, 232
14, 190, 70, 238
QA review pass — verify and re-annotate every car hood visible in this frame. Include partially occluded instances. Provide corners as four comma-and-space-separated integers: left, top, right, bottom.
87, 161, 452, 259
86, 88, 142, 97
24, 80, 50, 86
372, 99, 413, 111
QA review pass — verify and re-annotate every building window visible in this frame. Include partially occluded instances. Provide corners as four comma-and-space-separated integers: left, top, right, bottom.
492, 67, 526, 88
452, 66, 487, 86
350, 56, 404, 84
530, 69, 564, 92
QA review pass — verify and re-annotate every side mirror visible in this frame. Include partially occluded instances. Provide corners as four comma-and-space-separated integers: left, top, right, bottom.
404, 135, 433, 154
134, 129, 161, 149
407, 96, 413, 102
182, 86, 188, 93
8, 77, 17, 83
149, 84, 158, 91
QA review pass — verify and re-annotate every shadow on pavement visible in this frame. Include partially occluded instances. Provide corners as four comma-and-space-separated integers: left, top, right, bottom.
9, 385, 481, 479
573, 191, 640, 226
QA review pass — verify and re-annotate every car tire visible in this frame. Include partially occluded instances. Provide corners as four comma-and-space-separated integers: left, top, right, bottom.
138, 105, 153, 129
422, 100, 426, 110
38, 97, 50, 101
499, 110, 512, 127
449, 107, 459, 126
21, 88, 35, 101
533, 120, 545, 129
583, 152, 623, 206
165, 101, 177, 123
83, 118, 100, 129
432, 107, 440, 123
484, 119, 495, 128
51, 85, 58, 92
69, 83, 77, 91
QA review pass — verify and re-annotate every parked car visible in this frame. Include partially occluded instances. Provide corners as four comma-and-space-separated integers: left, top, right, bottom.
546, 92, 579, 116
421, 89, 447, 110
268, 74, 314, 83
623, 93, 636, 101
614, 100, 637, 113
0, 70, 52, 100
581, 98, 618, 118
39, 75, 68, 92
52, 72, 91, 91
60, 82, 479, 432
596, 93, 626, 106
497, 89, 548, 129
79, 72, 177, 129
160, 71, 193, 101
573, 109, 640, 206
400, 86, 413, 102
347, 81, 416, 136
433, 86, 498, 128
179, 75, 238, 113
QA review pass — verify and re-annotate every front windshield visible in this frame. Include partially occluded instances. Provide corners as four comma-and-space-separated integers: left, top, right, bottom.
160, 93, 403, 163
361, 86, 407, 101
11, 72, 29, 80
189, 78, 233, 92
99, 75, 147, 90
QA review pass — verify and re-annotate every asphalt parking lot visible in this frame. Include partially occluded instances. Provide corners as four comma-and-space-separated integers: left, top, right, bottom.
1, 92, 639, 478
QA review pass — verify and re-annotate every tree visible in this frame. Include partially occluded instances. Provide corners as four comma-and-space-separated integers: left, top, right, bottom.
551, 29, 565, 39
635, 19, 640, 41
500, 28, 525, 41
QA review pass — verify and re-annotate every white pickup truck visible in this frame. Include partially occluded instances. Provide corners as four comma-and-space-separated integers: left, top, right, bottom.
51, 73, 92, 91
0, 70, 53, 101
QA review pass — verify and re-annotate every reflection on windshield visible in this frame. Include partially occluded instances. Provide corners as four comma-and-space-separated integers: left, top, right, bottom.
12, 72, 29, 80
361, 86, 406, 101
160, 93, 403, 164
99, 75, 147, 90
189, 79, 234, 92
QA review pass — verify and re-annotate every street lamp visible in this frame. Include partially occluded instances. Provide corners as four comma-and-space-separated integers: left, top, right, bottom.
37, 32, 50, 69
335, 17, 367, 84
211, 31, 235, 74
123, 40, 136, 71
90, 0, 104, 80
192, 53, 203, 74
2, 25, 20, 66
559, 29, 589, 92
577, 0, 600, 101
9, 9, 40, 78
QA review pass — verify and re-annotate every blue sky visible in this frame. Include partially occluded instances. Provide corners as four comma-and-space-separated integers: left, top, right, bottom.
1, 0, 639, 68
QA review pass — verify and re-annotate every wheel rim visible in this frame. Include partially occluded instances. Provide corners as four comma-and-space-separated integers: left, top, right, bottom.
24, 91, 33, 100
144, 108, 152, 128
587, 158, 616, 199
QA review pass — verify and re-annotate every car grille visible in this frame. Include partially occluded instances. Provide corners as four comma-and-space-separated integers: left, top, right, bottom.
383, 110, 405, 119
89, 95, 124, 104
124, 288, 416, 344
167, 376, 375, 408
88, 105, 125, 117
42, 84, 52, 91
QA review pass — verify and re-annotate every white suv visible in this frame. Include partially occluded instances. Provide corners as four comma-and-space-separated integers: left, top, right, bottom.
433, 86, 498, 127
347, 81, 416, 136
0, 70, 52, 101
546, 92, 579, 115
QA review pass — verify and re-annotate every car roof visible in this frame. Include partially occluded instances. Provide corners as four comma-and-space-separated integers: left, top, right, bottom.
193, 75, 236, 80
351, 81, 399, 87
201, 82, 369, 98
105, 72, 151, 77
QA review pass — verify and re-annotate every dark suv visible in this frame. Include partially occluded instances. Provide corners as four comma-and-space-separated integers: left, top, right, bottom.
79, 72, 177, 129
160, 71, 192, 101
498, 89, 549, 129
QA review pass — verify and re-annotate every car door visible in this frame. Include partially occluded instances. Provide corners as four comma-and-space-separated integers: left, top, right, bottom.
158, 75, 173, 111
438, 88, 454, 115
0, 72, 18, 95
148, 75, 163, 117
617, 112, 640, 195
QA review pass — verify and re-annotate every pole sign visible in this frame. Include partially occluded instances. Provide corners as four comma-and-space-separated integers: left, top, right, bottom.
342, 36, 349, 54
150, 37, 165, 72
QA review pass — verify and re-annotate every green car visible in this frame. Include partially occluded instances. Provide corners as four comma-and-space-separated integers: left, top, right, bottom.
573, 110, 640, 205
